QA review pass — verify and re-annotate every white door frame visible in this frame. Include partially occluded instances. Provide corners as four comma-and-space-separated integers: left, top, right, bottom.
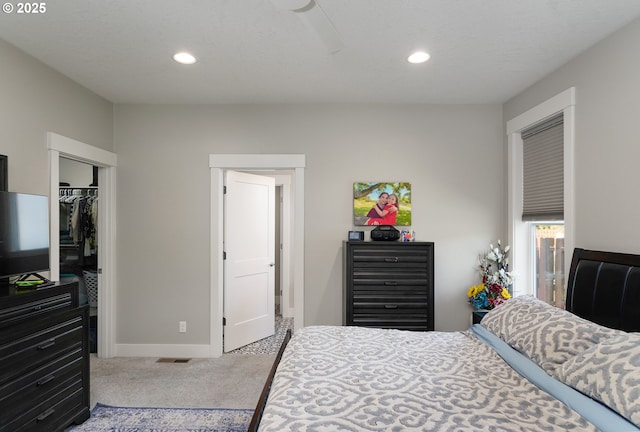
209, 154, 305, 358
48, 132, 117, 358
272, 174, 293, 318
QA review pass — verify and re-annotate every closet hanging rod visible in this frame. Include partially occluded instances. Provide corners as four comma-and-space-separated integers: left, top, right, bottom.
59, 187, 99, 197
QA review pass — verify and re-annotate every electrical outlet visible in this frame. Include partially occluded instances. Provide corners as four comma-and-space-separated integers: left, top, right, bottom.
179, 321, 187, 333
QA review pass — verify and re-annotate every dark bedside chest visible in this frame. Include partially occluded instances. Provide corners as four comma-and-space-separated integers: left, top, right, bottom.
472, 310, 489, 324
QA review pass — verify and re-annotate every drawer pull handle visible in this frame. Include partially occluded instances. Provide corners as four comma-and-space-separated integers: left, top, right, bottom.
36, 408, 55, 422
384, 304, 398, 309
37, 339, 56, 350
384, 281, 397, 286
37, 374, 56, 386
384, 257, 399, 263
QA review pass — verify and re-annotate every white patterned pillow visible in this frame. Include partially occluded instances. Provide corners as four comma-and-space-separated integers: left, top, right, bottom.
553, 333, 640, 426
481, 295, 620, 375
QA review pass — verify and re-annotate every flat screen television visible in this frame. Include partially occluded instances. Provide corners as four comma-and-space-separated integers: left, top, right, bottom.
0, 191, 50, 280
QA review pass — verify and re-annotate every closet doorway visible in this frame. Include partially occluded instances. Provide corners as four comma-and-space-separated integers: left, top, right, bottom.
48, 132, 117, 358
59, 158, 99, 353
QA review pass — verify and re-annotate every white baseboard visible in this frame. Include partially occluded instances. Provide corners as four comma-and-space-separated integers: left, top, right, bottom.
114, 343, 217, 358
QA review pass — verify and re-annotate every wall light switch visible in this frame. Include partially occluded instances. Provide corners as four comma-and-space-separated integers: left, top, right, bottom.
179, 321, 187, 333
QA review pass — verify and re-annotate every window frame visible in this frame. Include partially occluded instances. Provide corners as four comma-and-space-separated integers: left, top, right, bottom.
506, 88, 576, 298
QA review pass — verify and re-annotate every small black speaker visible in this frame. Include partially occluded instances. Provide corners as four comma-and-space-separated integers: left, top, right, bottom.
370, 225, 400, 241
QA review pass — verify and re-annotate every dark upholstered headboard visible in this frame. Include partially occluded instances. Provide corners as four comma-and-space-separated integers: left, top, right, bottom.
566, 248, 640, 332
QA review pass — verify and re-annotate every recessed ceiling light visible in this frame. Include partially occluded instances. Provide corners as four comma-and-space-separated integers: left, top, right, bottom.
173, 52, 197, 65
408, 51, 430, 64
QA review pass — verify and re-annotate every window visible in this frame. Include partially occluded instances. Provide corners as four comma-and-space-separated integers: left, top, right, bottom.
506, 88, 575, 305
522, 114, 564, 306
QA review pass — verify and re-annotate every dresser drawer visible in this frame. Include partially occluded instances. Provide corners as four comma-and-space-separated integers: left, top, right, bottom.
350, 244, 429, 257
353, 285, 428, 301
4, 381, 86, 432
353, 302, 429, 316
0, 286, 75, 328
352, 273, 428, 285
350, 314, 430, 331
0, 348, 83, 424
353, 258, 427, 272
353, 294, 429, 328
0, 309, 84, 385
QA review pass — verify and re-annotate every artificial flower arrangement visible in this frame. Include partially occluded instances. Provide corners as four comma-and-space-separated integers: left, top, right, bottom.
467, 240, 513, 310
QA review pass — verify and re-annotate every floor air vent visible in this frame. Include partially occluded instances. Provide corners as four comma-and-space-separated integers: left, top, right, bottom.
157, 358, 191, 363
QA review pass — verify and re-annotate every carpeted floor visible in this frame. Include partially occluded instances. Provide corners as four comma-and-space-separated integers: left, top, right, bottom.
85, 317, 293, 411
88, 353, 274, 410
67, 403, 253, 432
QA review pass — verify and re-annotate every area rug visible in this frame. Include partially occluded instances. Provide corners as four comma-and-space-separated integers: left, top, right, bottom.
67, 403, 254, 432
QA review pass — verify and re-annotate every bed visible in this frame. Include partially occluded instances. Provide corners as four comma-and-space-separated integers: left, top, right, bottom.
248, 248, 640, 431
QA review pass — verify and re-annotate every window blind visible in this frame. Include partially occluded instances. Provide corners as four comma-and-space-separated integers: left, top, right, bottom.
522, 113, 564, 221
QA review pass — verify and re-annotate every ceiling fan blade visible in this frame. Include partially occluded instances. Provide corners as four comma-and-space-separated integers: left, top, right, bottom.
298, 0, 344, 54
270, 0, 312, 11
271, 0, 344, 54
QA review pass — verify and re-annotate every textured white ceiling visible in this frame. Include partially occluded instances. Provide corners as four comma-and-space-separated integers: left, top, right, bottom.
1, 0, 639, 104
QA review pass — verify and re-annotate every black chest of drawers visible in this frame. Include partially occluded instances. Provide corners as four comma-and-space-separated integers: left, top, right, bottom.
0, 282, 90, 432
344, 241, 434, 331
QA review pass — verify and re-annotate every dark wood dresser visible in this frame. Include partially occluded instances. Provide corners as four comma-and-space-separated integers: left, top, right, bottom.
0, 281, 90, 432
344, 241, 434, 331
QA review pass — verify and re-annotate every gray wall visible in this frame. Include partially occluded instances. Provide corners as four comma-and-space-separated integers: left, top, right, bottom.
113, 104, 504, 344
6, 13, 639, 349
504, 17, 640, 255
0, 39, 113, 195
60, 157, 94, 187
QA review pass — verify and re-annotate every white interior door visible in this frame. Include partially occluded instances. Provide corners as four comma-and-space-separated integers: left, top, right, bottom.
223, 170, 275, 352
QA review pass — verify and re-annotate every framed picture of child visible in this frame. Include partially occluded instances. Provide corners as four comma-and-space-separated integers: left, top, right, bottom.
353, 182, 412, 226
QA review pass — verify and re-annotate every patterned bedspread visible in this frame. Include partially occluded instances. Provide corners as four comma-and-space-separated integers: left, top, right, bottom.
257, 325, 597, 432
